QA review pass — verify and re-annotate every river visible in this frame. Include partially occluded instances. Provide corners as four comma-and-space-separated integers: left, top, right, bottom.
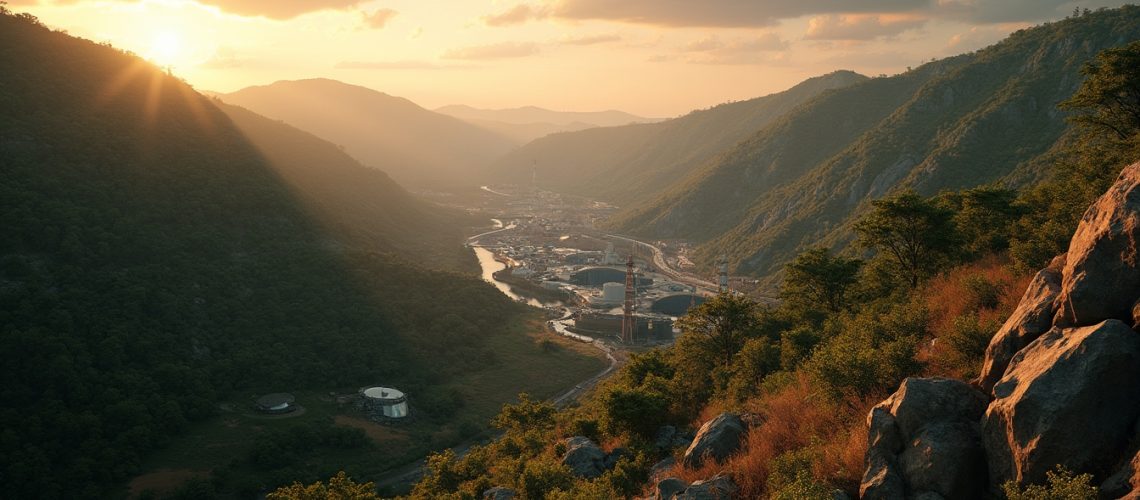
472, 246, 560, 308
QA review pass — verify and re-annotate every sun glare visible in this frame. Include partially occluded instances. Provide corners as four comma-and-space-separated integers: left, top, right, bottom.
148, 31, 182, 67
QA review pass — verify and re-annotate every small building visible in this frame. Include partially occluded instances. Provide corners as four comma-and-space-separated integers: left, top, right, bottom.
254, 393, 297, 414
361, 386, 409, 419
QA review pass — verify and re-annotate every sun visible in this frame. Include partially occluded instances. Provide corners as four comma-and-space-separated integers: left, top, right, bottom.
147, 31, 183, 67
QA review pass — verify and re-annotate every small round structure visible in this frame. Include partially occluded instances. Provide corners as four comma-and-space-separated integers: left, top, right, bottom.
255, 393, 297, 414
361, 386, 409, 419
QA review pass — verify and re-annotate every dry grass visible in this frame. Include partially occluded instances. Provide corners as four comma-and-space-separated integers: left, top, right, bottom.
921, 255, 1030, 378
669, 374, 870, 498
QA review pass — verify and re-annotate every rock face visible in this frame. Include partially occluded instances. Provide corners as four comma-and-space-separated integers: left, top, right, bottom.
1054, 162, 1140, 327
860, 378, 988, 500
560, 436, 606, 478
983, 320, 1140, 486
976, 254, 1064, 394
654, 477, 688, 500
681, 413, 746, 469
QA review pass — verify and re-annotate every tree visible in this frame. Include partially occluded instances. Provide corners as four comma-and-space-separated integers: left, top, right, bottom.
780, 247, 863, 313
936, 187, 1022, 257
491, 393, 557, 433
267, 471, 379, 500
1061, 40, 1140, 142
675, 292, 762, 369
855, 192, 958, 289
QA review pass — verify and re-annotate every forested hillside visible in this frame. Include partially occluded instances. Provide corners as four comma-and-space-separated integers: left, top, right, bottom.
485, 70, 867, 203
0, 11, 597, 497
222, 79, 517, 188
612, 6, 1140, 285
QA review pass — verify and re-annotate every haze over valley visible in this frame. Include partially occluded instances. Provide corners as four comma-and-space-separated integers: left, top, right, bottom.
6, 1, 1140, 499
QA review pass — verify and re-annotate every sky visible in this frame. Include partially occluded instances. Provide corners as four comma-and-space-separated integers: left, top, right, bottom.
10, 0, 1135, 117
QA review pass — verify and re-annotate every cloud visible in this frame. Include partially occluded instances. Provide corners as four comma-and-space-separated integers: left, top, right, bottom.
805, 14, 926, 40
934, 0, 1071, 24
551, 0, 928, 27
335, 60, 473, 70
361, 8, 397, 29
677, 33, 790, 64
200, 47, 249, 69
558, 33, 622, 45
482, 4, 549, 26
442, 42, 540, 60
193, 0, 368, 20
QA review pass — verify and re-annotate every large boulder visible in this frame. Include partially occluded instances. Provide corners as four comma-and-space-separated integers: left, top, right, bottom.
1054, 162, 1140, 327
860, 378, 987, 500
983, 320, 1140, 486
976, 254, 1064, 394
1102, 449, 1140, 499
653, 477, 688, 500
681, 413, 746, 469
560, 436, 606, 478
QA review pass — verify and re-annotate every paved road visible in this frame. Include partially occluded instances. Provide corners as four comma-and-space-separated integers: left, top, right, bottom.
605, 233, 717, 291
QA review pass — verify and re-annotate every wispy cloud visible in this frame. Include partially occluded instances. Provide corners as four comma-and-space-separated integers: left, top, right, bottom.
442, 41, 540, 60
805, 14, 926, 40
482, 4, 549, 26
361, 8, 398, 29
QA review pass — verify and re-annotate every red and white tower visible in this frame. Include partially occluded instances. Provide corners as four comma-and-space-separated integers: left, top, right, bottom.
621, 254, 636, 344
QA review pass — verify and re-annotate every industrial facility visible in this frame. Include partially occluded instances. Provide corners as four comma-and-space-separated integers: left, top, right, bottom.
253, 393, 297, 414
359, 386, 409, 421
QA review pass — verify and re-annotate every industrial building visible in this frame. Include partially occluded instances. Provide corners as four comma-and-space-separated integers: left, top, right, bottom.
254, 393, 297, 414
360, 386, 409, 420
651, 293, 707, 316
572, 311, 673, 342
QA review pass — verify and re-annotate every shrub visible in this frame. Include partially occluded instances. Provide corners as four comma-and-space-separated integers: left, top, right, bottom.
1002, 466, 1097, 500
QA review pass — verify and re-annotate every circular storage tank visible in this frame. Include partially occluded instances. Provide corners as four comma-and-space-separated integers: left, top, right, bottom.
362, 386, 409, 418
602, 282, 625, 302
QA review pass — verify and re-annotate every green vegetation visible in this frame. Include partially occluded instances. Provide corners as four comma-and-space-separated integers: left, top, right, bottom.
488, 70, 868, 206
1002, 467, 1098, 500
610, 6, 1140, 288
0, 10, 601, 498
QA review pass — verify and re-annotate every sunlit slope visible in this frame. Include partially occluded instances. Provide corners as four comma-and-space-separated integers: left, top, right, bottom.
0, 12, 588, 497
614, 6, 1140, 283
486, 70, 868, 203
223, 79, 517, 188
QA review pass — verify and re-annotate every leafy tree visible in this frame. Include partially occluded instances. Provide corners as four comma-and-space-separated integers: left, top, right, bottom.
855, 192, 958, 289
599, 387, 670, 439
1061, 40, 1140, 141
267, 471, 380, 500
675, 292, 763, 369
780, 247, 863, 313
936, 187, 1022, 257
492, 393, 557, 433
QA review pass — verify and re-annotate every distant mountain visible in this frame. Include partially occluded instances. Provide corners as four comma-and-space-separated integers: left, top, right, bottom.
222, 79, 516, 188
485, 70, 869, 204
611, 6, 1140, 285
436, 104, 657, 127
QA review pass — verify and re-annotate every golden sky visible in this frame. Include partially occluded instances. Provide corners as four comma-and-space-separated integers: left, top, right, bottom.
10, 0, 1129, 116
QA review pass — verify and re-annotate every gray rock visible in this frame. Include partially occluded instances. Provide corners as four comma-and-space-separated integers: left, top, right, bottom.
861, 378, 987, 500
983, 320, 1140, 487
898, 422, 986, 500
681, 413, 746, 469
482, 486, 516, 500
1053, 162, 1140, 327
976, 254, 1064, 394
830, 489, 853, 500
650, 456, 676, 481
654, 477, 688, 500
1101, 450, 1140, 499
860, 450, 905, 500
560, 436, 606, 478
676, 474, 736, 500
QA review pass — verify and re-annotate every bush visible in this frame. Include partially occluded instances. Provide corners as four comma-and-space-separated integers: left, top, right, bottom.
1002, 466, 1097, 500
962, 274, 1004, 310
767, 448, 834, 500
520, 459, 574, 500
943, 313, 1000, 376
599, 387, 670, 439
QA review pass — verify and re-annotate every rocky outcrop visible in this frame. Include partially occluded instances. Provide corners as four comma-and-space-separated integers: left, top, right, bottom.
482, 486, 516, 500
682, 413, 746, 469
654, 477, 688, 500
860, 378, 988, 500
1102, 450, 1140, 499
561, 436, 606, 478
983, 320, 1140, 486
1054, 162, 1140, 327
976, 254, 1064, 394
